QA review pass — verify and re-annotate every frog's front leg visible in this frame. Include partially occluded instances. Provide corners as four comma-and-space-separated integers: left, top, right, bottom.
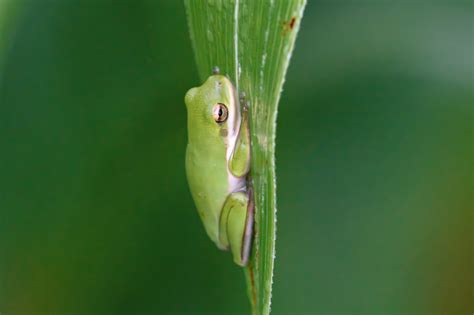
229, 98, 250, 178
219, 191, 254, 266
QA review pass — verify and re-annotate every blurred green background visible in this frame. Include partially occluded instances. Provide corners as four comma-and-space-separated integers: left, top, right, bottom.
0, 1, 472, 314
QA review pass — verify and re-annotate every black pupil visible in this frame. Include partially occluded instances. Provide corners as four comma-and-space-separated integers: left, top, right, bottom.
218, 108, 223, 117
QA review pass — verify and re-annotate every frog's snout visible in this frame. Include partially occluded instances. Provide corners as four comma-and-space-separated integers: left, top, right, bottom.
185, 87, 198, 107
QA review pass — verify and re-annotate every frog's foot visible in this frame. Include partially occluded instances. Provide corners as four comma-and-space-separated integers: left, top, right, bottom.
219, 191, 254, 266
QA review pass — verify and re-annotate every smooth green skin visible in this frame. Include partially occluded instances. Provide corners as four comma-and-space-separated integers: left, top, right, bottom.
185, 74, 252, 266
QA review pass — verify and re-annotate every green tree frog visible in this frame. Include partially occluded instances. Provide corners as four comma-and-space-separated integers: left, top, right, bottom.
184, 68, 253, 266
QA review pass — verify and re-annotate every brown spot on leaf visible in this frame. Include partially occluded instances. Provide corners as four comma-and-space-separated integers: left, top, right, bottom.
282, 16, 297, 35
290, 17, 296, 29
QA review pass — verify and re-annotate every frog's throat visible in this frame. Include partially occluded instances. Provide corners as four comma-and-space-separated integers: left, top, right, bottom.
225, 84, 246, 194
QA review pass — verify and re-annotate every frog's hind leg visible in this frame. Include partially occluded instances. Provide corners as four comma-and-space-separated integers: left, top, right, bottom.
219, 191, 254, 266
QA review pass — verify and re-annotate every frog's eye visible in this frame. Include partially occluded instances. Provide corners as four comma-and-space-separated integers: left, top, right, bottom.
212, 103, 228, 123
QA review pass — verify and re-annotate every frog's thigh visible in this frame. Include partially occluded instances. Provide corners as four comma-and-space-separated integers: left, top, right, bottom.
219, 191, 254, 266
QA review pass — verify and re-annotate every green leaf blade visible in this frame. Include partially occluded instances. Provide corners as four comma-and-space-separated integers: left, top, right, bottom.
184, 1, 306, 314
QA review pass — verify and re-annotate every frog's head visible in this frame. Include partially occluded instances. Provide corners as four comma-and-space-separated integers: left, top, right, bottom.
185, 75, 240, 147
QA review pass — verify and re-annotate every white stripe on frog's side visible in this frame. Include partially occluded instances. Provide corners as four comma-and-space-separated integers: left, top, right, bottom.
225, 78, 246, 194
